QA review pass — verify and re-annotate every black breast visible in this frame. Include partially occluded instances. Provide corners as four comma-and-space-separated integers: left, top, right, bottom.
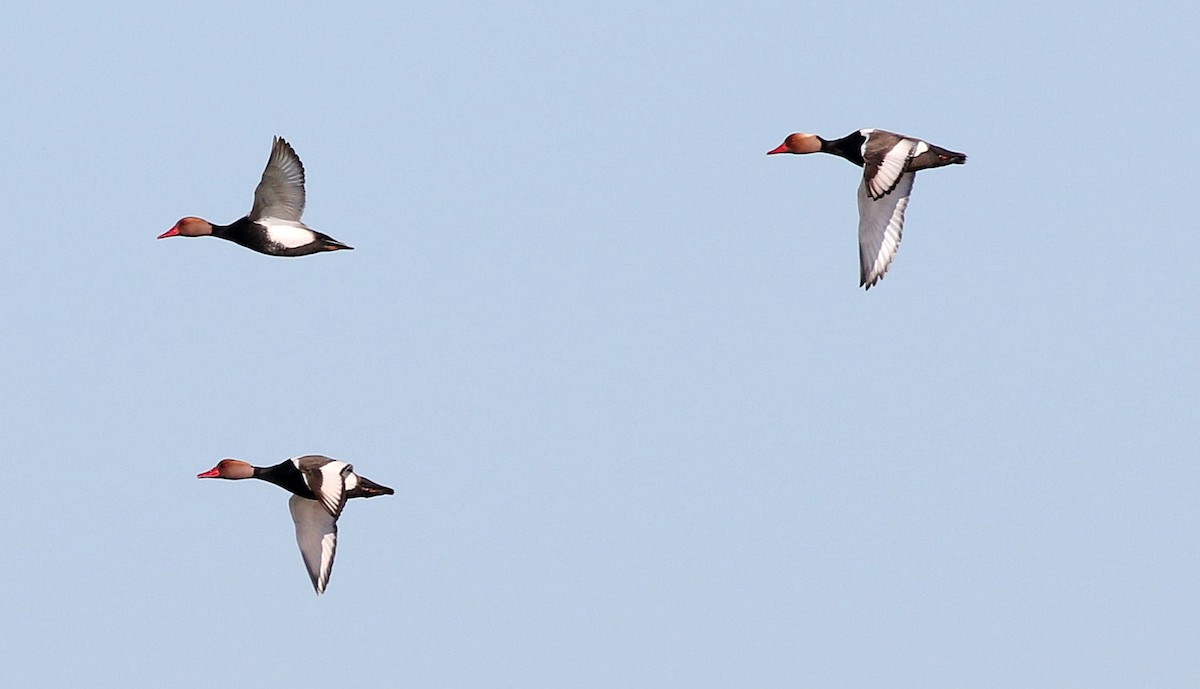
211, 217, 282, 256
822, 131, 866, 166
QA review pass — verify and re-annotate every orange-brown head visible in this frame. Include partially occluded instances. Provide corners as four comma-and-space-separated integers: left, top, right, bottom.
767, 132, 822, 155
159, 217, 214, 239
197, 458, 255, 480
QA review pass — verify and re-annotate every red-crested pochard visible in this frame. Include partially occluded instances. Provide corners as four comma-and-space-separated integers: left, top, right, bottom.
160, 137, 353, 256
198, 455, 393, 594
768, 128, 965, 289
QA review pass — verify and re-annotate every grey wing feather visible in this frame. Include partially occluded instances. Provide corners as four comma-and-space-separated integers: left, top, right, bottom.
289, 496, 338, 595
858, 172, 915, 289
250, 136, 306, 221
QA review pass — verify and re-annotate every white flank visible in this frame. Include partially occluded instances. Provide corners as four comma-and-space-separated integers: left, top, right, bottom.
289, 495, 339, 595
858, 172, 915, 288
260, 219, 316, 249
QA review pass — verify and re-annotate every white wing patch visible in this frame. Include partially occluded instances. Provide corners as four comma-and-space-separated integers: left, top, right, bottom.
858, 172, 915, 289
867, 140, 917, 199
289, 495, 338, 595
312, 461, 351, 518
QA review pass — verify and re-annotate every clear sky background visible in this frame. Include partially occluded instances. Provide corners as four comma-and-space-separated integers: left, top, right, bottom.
1, 1, 1197, 687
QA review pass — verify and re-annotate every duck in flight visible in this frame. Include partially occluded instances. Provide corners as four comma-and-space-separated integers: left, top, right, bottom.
768, 129, 965, 289
197, 455, 393, 594
160, 137, 353, 256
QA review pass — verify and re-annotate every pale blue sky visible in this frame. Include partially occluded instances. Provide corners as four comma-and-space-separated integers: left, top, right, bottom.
2, 1, 1198, 687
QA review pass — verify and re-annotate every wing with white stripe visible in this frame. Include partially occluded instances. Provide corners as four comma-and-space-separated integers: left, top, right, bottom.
295, 456, 351, 518
289, 495, 338, 595
863, 136, 916, 200
858, 172, 915, 289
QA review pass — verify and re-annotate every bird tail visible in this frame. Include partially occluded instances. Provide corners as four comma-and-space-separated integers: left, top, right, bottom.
933, 146, 967, 165
352, 476, 395, 498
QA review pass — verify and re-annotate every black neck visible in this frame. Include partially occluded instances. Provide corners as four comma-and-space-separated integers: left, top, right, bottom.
821, 132, 865, 166
253, 461, 313, 499
211, 216, 256, 238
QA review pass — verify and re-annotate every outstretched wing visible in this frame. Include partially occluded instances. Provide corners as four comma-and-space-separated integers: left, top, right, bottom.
858, 172, 915, 289
288, 495, 338, 595
250, 136, 306, 221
